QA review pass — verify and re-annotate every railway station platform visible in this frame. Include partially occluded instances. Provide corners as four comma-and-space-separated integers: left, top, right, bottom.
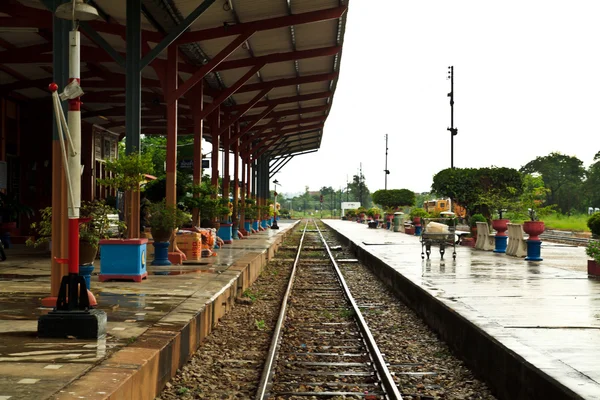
0, 221, 297, 400
323, 219, 599, 400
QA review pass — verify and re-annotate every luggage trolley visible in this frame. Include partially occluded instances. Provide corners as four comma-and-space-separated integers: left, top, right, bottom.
420, 216, 458, 260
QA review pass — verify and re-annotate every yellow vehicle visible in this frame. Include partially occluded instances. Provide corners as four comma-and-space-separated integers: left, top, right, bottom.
423, 199, 466, 218
423, 199, 451, 214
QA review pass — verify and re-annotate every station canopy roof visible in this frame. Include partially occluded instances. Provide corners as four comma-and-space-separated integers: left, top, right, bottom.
0, 0, 349, 158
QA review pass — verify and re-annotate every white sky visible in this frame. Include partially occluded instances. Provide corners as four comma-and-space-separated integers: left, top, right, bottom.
270, 0, 600, 196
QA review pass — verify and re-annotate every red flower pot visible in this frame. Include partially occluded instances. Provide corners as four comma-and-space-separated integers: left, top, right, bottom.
523, 220, 545, 241
492, 219, 510, 237
588, 260, 600, 277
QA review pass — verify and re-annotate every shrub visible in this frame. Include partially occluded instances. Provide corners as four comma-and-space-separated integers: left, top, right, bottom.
587, 212, 600, 237
469, 213, 487, 228
409, 207, 429, 219
586, 240, 600, 263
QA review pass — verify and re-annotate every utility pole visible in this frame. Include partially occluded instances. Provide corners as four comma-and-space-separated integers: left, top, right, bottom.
346, 175, 349, 202
359, 163, 363, 206
447, 66, 458, 168
384, 134, 389, 190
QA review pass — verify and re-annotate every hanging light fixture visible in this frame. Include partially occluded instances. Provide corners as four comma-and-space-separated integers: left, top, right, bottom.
55, 0, 100, 21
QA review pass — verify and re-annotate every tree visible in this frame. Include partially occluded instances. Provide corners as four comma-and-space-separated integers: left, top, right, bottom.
520, 152, 586, 213
584, 151, 600, 210
372, 189, 415, 210
431, 167, 523, 218
348, 173, 371, 208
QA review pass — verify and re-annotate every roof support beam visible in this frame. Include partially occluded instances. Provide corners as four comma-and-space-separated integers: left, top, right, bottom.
216, 88, 271, 137
235, 72, 338, 95
230, 104, 277, 142
197, 62, 265, 120
225, 91, 331, 112
140, 0, 216, 69
170, 30, 256, 102
270, 156, 293, 178
80, 22, 126, 67
250, 115, 326, 132
239, 104, 329, 123
270, 149, 318, 160
176, 5, 347, 44
215, 45, 341, 72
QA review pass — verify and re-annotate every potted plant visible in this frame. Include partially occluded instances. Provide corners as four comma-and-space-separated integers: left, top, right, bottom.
586, 240, 600, 277
409, 207, 429, 235
147, 200, 190, 266
588, 212, 600, 239
97, 152, 154, 238
357, 206, 368, 222
217, 198, 233, 244
27, 200, 122, 263
345, 209, 357, 220
367, 207, 382, 220
27, 200, 123, 288
244, 199, 257, 233
469, 213, 487, 237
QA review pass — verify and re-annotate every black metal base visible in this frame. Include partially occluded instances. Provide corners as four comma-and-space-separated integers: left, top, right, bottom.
271, 222, 279, 229
38, 309, 107, 339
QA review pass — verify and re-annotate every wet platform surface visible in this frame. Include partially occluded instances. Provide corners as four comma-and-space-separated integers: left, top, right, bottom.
0, 222, 296, 400
323, 220, 600, 399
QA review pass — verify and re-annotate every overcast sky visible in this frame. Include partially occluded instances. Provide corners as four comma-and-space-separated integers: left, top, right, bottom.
266, 0, 600, 196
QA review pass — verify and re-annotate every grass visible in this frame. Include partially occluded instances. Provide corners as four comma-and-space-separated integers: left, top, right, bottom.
504, 212, 591, 232
242, 289, 261, 302
177, 387, 189, 395
541, 213, 590, 232
255, 319, 266, 330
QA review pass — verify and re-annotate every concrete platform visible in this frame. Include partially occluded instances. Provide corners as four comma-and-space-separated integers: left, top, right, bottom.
323, 220, 599, 400
0, 221, 298, 400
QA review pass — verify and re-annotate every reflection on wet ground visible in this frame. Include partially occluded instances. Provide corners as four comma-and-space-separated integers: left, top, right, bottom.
0, 223, 292, 400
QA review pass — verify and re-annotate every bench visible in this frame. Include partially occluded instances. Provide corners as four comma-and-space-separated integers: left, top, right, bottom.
475, 222, 495, 251
506, 223, 527, 257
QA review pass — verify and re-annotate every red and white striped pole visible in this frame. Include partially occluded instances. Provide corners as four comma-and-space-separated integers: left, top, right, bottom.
67, 30, 81, 276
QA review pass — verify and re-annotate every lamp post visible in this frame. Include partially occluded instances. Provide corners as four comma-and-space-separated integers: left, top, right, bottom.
447, 66, 458, 168
384, 134, 390, 189
271, 179, 280, 229
39, 0, 107, 339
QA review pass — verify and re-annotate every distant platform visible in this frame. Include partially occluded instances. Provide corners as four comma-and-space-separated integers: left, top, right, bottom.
323, 219, 599, 400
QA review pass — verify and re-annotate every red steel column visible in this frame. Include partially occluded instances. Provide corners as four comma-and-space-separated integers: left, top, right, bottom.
191, 82, 204, 226
166, 44, 178, 208
233, 123, 240, 233
222, 125, 230, 214
209, 108, 220, 205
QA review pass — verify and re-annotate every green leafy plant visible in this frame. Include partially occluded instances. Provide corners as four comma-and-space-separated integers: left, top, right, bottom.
242, 289, 259, 302
345, 209, 357, 218
518, 174, 555, 221
97, 152, 154, 192
469, 213, 487, 228
254, 319, 266, 330
147, 201, 190, 237
26, 200, 123, 248
586, 240, 600, 263
244, 199, 257, 220
588, 212, 600, 238
476, 187, 519, 220
367, 207, 382, 218
409, 207, 429, 219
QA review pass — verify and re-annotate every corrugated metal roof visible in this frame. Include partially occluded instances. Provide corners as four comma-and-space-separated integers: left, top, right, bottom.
1, 0, 349, 158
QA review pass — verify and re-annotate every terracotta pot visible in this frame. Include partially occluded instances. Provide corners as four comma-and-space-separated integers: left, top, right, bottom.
492, 219, 510, 237
79, 240, 98, 265
471, 226, 478, 237
588, 260, 600, 277
151, 228, 172, 243
413, 216, 421, 224
523, 220, 545, 241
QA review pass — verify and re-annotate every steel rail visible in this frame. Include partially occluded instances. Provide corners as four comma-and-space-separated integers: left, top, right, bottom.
255, 220, 309, 400
314, 222, 403, 400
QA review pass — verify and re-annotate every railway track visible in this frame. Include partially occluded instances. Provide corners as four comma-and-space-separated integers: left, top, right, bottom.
256, 220, 402, 399
540, 231, 590, 246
